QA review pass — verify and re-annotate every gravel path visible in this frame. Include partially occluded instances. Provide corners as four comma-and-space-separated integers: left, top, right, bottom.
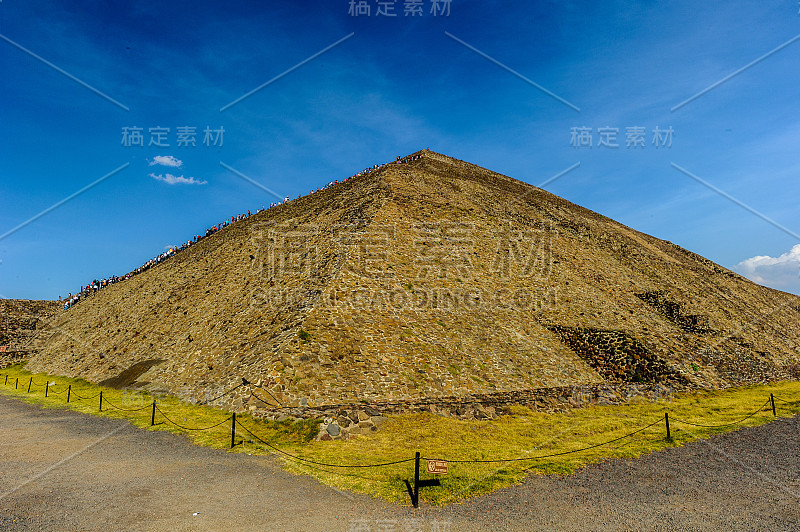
0, 394, 798, 531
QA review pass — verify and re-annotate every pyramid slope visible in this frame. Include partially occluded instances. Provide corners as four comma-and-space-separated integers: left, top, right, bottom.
0, 299, 58, 358
27, 151, 800, 410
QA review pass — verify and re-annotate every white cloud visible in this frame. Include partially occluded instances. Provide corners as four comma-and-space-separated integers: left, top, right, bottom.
734, 244, 800, 294
149, 173, 207, 185
149, 155, 183, 168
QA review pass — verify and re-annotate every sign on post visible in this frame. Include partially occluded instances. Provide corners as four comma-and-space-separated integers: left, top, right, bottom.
426, 459, 449, 475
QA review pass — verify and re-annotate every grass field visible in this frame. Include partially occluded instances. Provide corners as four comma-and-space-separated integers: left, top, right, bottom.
1, 363, 798, 506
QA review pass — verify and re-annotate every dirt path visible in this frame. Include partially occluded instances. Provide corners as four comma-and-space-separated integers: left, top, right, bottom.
1, 395, 798, 531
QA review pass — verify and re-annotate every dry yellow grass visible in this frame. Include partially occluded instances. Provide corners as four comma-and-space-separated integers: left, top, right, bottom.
1, 364, 798, 506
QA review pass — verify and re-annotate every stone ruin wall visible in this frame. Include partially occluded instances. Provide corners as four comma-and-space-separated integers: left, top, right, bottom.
0, 300, 58, 367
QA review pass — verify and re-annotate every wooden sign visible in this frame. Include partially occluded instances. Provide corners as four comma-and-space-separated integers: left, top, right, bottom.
426, 459, 449, 475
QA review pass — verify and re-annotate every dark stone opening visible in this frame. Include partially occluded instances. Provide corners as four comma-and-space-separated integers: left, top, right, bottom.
635, 291, 711, 334
548, 325, 687, 385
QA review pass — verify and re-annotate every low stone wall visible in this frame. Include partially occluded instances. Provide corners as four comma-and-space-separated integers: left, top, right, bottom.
251, 382, 689, 439
0, 351, 31, 369
0, 299, 58, 357
316, 407, 388, 441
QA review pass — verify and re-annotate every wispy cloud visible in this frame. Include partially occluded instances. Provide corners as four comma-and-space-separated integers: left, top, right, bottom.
148, 155, 183, 168
149, 173, 207, 185
734, 244, 800, 294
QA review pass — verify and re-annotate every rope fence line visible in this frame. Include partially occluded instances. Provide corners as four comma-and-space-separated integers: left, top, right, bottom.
249, 389, 281, 407
69, 391, 102, 401
154, 405, 232, 432
196, 381, 246, 406
100, 396, 154, 413
669, 398, 772, 428
427, 417, 665, 464
1, 369, 799, 506
248, 380, 283, 407
235, 419, 416, 468
773, 395, 798, 404
278, 451, 388, 482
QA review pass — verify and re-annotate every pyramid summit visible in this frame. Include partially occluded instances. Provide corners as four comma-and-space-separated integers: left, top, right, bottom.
25, 150, 800, 413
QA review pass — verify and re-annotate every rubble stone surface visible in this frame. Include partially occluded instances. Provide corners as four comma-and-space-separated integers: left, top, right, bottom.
13, 150, 800, 415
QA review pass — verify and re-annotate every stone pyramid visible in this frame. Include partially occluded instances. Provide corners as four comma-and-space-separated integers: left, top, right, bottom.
25, 150, 800, 412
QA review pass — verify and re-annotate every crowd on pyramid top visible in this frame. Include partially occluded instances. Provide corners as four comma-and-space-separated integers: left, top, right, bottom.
60, 150, 428, 310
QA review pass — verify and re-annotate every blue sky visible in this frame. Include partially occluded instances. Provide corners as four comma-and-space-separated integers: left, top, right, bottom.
2, 0, 800, 300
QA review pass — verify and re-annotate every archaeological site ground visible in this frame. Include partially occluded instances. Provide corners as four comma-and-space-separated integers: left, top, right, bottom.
8, 151, 799, 412
2, 151, 800, 505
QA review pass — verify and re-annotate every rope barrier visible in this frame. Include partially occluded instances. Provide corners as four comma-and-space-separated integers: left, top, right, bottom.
69, 391, 103, 401
235, 420, 415, 468
196, 382, 245, 405
100, 397, 153, 412
281, 454, 384, 482
249, 389, 281, 407
670, 398, 771, 428
248, 381, 283, 407
154, 405, 232, 431
425, 417, 665, 464
2, 371, 799, 478
773, 395, 797, 404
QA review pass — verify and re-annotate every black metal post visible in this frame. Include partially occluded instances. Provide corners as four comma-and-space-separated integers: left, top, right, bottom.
45, 383, 49, 397
15, 377, 18, 389
405, 451, 442, 508
771, 393, 776, 417
27, 377, 32, 393
67, 385, 71, 403
99, 391, 103, 412
151, 401, 156, 426
230, 413, 236, 448
665, 413, 671, 440
4, 375, 7, 385
414, 451, 421, 508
